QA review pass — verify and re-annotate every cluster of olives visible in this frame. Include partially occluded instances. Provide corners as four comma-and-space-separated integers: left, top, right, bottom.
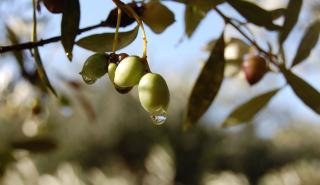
80, 53, 170, 125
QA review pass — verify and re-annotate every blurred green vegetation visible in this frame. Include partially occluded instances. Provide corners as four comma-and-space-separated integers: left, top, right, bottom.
0, 82, 320, 185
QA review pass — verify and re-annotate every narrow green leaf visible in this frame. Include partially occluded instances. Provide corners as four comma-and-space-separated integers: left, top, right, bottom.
279, 0, 303, 45
184, 5, 207, 37
185, 32, 225, 128
142, 2, 175, 34
76, 26, 139, 52
32, 0, 57, 96
222, 88, 281, 128
269, 8, 286, 20
5, 25, 24, 68
281, 67, 320, 114
291, 20, 320, 67
174, 0, 225, 12
61, 0, 80, 61
226, 0, 281, 30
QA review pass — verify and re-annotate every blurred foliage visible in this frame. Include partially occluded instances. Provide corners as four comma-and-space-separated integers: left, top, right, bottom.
0, 82, 320, 185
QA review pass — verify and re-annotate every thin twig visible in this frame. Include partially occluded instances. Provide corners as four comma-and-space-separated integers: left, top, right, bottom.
214, 7, 279, 65
0, 21, 108, 54
112, 8, 122, 52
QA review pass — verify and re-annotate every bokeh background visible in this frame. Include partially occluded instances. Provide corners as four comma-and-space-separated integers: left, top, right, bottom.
1, 0, 320, 185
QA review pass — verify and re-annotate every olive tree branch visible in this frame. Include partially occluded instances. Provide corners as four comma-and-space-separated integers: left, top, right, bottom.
214, 7, 279, 66
0, 21, 108, 54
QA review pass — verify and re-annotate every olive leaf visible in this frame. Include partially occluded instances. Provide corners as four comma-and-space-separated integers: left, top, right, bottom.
281, 66, 320, 114
279, 0, 303, 45
291, 20, 320, 67
5, 25, 24, 69
205, 38, 250, 77
106, 2, 143, 28
185, 5, 206, 38
185, 32, 225, 128
226, 0, 281, 30
142, 2, 175, 34
222, 88, 281, 128
174, 0, 225, 12
76, 26, 139, 52
32, 0, 57, 96
269, 8, 286, 20
61, 0, 80, 61
11, 137, 57, 153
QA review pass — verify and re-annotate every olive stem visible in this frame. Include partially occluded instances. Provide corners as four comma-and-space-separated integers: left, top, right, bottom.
112, 0, 148, 59
112, 8, 122, 52
214, 7, 279, 66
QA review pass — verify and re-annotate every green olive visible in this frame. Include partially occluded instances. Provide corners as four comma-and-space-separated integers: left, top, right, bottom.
114, 56, 146, 87
80, 53, 108, 84
108, 63, 117, 82
138, 73, 170, 114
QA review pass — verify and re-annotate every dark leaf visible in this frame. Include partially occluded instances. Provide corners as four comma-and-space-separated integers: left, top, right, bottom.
32, 0, 57, 96
61, 0, 80, 61
42, 0, 65, 14
33, 49, 57, 96
106, 2, 143, 28
279, 0, 303, 45
185, 32, 225, 128
281, 66, 320, 114
226, 0, 281, 30
142, 2, 175, 34
291, 20, 320, 67
184, 5, 206, 37
222, 88, 281, 128
5, 25, 24, 69
269, 8, 286, 20
76, 26, 139, 52
11, 137, 57, 153
174, 0, 225, 12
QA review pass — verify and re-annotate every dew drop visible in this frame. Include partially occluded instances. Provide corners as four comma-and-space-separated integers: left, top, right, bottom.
150, 109, 167, 126
81, 75, 96, 85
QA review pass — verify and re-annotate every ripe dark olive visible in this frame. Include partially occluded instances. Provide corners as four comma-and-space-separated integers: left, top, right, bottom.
118, 53, 129, 62
242, 55, 268, 85
42, 0, 65, 14
108, 53, 118, 64
80, 53, 108, 84
138, 73, 170, 114
114, 56, 146, 87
